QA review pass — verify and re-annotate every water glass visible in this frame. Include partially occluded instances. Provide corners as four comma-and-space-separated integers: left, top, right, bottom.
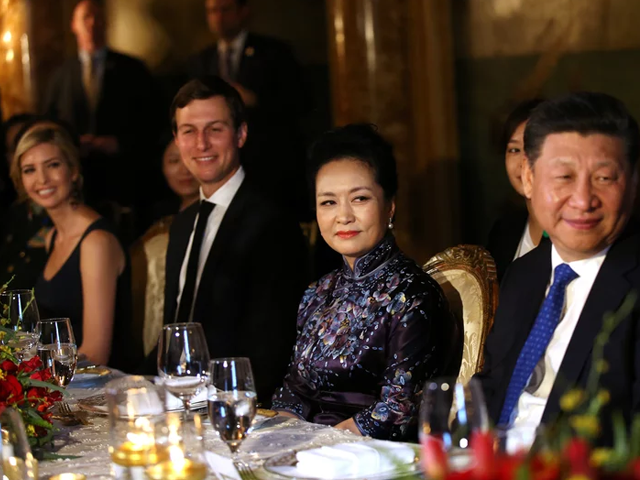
0, 289, 40, 360
157, 323, 210, 419
419, 378, 490, 471
35, 318, 77, 388
207, 357, 257, 454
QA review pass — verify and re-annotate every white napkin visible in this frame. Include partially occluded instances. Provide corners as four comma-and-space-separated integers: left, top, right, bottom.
295, 441, 416, 479
154, 377, 208, 411
117, 389, 164, 417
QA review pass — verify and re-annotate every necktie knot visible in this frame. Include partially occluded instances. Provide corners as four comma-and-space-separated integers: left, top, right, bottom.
553, 263, 579, 289
199, 200, 215, 218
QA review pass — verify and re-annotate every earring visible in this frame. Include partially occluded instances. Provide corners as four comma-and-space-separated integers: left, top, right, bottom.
388, 218, 394, 230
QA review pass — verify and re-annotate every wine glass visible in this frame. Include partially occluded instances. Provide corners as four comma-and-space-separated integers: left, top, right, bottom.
0, 407, 38, 479
35, 318, 78, 388
0, 289, 40, 361
157, 323, 210, 420
419, 378, 489, 472
207, 357, 257, 455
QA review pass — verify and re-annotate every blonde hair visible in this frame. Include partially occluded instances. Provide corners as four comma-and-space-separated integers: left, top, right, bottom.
11, 123, 83, 202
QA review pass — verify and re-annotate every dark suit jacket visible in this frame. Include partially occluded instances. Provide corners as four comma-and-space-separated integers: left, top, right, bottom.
188, 34, 312, 219
486, 208, 528, 284
476, 225, 640, 443
161, 178, 308, 405
43, 49, 160, 208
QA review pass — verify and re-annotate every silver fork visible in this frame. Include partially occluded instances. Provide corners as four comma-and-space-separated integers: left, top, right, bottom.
59, 402, 89, 425
234, 459, 259, 480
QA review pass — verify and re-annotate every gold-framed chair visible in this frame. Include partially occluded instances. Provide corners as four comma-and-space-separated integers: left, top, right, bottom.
423, 245, 499, 385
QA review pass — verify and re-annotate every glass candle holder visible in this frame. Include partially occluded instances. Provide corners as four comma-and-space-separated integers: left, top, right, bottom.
145, 412, 208, 480
105, 376, 166, 480
1, 408, 38, 480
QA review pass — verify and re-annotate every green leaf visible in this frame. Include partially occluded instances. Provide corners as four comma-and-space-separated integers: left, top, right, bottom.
630, 415, 640, 458
24, 378, 67, 395
612, 411, 629, 465
25, 409, 53, 429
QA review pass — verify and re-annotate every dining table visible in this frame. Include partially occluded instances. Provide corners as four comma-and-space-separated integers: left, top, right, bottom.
37, 371, 381, 480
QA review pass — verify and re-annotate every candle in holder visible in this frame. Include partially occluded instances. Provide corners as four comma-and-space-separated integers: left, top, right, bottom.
145, 445, 207, 480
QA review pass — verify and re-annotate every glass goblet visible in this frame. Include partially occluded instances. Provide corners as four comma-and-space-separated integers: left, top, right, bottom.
35, 318, 77, 388
0, 289, 40, 361
207, 357, 257, 455
157, 323, 210, 420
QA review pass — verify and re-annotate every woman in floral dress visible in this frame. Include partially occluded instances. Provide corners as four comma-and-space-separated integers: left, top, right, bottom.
272, 124, 462, 441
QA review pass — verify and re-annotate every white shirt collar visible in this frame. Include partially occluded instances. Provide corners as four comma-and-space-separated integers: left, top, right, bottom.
550, 243, 610, 280
78, 47, 107, 63
199, 166, 245, 208
218, 30, 248, 55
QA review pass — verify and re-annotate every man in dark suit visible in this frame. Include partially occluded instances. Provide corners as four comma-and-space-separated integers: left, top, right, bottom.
43, 0, 159, 214
476, 91, 640, 449
188, 0, 312, 220
154, 76, 307, 405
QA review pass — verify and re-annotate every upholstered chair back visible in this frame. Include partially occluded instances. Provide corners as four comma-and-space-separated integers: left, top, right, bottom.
423, 245, 498, 385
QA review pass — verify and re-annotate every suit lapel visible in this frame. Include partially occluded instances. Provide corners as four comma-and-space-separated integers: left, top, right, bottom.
97, 50, 117, 116
69, 58, 91, 132
192, 181, 252, 317
236, 34, 256, 85
543, 232, 638, 421
165, 203, 199, 323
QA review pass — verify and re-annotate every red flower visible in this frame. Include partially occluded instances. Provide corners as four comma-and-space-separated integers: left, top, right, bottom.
18, 356, 42, 374
564, 438, 596, 478
470, 431, 496, 480
420, 435, 449, 479
0, 359, 18, 373
30, 367, 52, 382
0, 374, 23, 404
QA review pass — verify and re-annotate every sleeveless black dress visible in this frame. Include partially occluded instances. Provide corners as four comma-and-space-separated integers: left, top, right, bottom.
35, 218, 135, 370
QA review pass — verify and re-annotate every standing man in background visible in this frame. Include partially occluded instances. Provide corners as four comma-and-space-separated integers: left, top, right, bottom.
189, 0, 313, 220
44, 0, 159, 227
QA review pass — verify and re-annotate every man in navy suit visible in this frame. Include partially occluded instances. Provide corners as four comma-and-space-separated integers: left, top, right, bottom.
188, 0, 312, 219
44, 0, 159, 212
476, 92, 640, 449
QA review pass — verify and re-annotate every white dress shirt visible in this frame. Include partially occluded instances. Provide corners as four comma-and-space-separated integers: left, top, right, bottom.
513, 222, 537, 260
175, 167, 245, 322
505, 243, 610, 452
217, 30, 248, 80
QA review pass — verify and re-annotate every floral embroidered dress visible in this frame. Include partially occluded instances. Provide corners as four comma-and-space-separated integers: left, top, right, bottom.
272, 235, 461, 440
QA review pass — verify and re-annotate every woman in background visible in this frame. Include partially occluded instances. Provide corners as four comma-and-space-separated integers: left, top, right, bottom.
130, 138, 199, 356
12, 123, 133, 368
273, 124, 461, 441
487, 98, 545, 282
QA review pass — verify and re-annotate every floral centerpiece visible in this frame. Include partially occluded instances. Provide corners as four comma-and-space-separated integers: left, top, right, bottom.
421, 292, 640, 480
0, 283, 64, 447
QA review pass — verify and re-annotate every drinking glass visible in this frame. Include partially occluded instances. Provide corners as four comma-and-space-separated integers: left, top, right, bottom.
0, 407, 38, 479
207, 357, 257, 454
157, 323, 210, 420
35, 318, 78, 388
0, 289, 40, 361
419, 378, 489, 472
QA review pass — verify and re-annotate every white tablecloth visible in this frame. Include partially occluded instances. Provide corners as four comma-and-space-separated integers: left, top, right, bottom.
38, 378, 361, 479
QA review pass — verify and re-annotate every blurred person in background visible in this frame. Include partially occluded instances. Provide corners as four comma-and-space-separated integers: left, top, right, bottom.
43, 0, 160, 230
11, 123, 136, 369
130, 137, 199, 358
487, 98, 545, 282
189, 0, 313, 220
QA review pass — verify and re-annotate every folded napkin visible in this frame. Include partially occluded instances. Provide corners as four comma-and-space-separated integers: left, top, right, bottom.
154, 377, 207, 411
117, 389, 164, 417
296, 440, 416, 479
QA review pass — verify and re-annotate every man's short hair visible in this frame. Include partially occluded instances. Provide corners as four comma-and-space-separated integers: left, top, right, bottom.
170, 76, 246, 133
524, 92, 640, 168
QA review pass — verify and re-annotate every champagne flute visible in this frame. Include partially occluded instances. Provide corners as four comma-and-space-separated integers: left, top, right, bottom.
0, 289, 40, 361
35, 318, 78, 388
419, 378, 489, 472
157, 323, 210, 420
207, 357, 257, 455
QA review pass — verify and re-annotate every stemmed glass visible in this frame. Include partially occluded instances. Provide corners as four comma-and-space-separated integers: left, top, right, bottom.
157, 323, 210, 420
207, 357, 257, 455
419, 378, 490, 472
0, 289, 40, 361
35, 318, 78, 388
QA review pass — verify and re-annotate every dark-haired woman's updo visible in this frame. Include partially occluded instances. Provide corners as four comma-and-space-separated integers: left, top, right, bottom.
308, 123, 398, 201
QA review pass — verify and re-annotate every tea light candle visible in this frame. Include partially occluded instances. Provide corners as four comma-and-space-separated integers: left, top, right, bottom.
145, 445, 207, 480
48, 474, 87, 480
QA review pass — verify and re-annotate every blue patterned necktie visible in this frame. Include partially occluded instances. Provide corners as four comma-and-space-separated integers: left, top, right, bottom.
498, 263, 579, 426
